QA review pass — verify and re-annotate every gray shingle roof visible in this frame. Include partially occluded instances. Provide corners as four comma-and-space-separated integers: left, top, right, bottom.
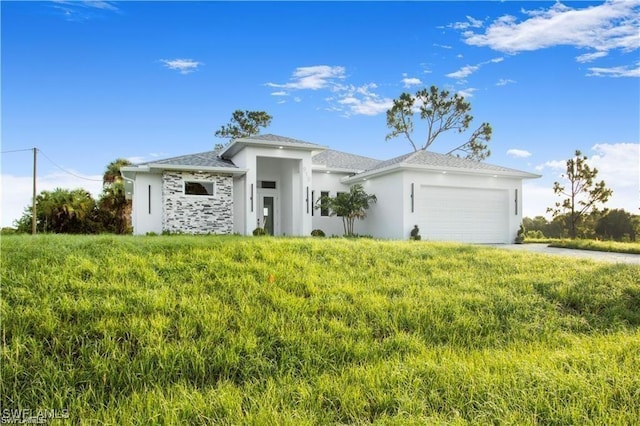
240, 134, 326, 149
312, 149, 381, 171
366, 150, 532, 174
365, 151, 415, 171
143, 151, 237, 169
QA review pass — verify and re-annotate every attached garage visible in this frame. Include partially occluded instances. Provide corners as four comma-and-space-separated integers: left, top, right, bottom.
416, 185, 510, 243
347, 150, 539, 242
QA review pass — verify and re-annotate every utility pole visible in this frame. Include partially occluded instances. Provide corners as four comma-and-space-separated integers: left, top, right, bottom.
32, 147, 37, 235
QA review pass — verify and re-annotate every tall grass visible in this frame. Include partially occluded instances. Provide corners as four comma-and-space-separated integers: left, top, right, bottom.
2, 235, 639, 424
548, 239, 640, 254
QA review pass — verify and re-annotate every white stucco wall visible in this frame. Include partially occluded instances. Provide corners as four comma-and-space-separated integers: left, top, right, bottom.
402, 170, 523, 242
357, 172, 405, 239
233, 175, 245, 234
131, 172, 163, 235
256, 157, 300, 236
229, 146, 313, 236
346, 169, 524, 242
310, 171, 352, 237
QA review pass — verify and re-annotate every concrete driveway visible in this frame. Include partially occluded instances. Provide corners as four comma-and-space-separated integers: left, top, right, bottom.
487, 243, 640, 265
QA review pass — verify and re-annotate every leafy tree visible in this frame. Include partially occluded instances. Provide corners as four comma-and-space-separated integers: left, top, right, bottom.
15, 188, 99, 234
548, 150, 612, 239
385, 85, 492, 161
522, 216, 549, 237
317, 184, 376, 237
522, 215, 566, 238
215, 110, 273, 140
98, 181, 131, 234
103, 158, 132, 186
595, 209, 636, 241
99, 158, 133, 234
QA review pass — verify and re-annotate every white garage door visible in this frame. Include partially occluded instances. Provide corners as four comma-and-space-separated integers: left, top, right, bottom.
416, 186, 509, 243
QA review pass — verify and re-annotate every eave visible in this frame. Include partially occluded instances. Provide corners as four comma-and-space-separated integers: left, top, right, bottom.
341, 163, 541, 184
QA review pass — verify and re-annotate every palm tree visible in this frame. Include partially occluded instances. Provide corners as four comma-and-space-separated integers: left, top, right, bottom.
100, 158, 133, 233
103, 158, 132, 187
317, 184, 377, 236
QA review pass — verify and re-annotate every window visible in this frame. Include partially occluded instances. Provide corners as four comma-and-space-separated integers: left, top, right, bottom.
260, 181, 276, 189
320, 191, 329, 216
185, 181, 215, 196
311, 190, 315, 216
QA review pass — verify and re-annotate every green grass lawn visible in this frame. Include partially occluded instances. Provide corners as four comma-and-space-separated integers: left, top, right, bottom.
2, 235, 639, 424
547, 239, 640, 255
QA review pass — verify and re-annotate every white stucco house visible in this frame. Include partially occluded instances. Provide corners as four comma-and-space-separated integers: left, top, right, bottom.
121, 134, 540, 243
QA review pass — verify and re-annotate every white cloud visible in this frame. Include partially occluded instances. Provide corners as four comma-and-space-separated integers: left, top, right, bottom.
1, 172, 103, 228
433, 43, 453, 49
336, 83, 393, 116
339, 97, 393, 116
535, 160, 566, 171
590, 143, 639, 190
456, 88, 477, 98
576, 51, 608, 63
126, 156, 146, 164
461, 0, 640, 72
446, 57, 504, 81
450, 15, 484, 30
270, 91, 288, 96
52, 1, 119, 21
587, 63, 640, 77
161, 59, 203, 74
507, 149, 532, 158
446, 65, 480, 80
83, 1, 118, 11
496, 78, 516, 86
402, 76, 423, 88
266, 65, 346, 90
266, 66, 391, 116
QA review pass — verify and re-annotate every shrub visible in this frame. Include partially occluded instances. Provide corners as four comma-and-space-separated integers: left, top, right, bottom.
162, 230, 184, 236
311, 229, 325, 237
515, 224, 525, 244
410, 225, 422, 241
253, 227, 267, 236
525, 230, 545, 239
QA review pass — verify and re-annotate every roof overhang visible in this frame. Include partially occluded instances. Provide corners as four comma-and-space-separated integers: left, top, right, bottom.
311, 164, 362, 174
121, 164, 248, 176
341, 163, 541, 184
220, 137, 327, 158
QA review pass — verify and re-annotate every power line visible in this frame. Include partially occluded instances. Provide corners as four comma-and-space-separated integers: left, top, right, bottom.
3, 147, 103, 182
37, 149, 103, 182
1, 148, 34, 154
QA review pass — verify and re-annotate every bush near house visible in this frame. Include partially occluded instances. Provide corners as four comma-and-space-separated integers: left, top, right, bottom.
2, 235, 639, 424
252, 227, 267, 236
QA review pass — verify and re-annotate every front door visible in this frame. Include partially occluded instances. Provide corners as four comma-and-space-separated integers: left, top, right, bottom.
258, 191, 279, 235
262, 195, 275, 235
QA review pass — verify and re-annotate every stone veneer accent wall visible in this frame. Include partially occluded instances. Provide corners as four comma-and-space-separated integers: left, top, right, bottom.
162, 171, 233, 234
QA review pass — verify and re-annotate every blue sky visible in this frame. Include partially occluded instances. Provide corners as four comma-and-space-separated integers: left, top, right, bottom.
2, 0, 639, 227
